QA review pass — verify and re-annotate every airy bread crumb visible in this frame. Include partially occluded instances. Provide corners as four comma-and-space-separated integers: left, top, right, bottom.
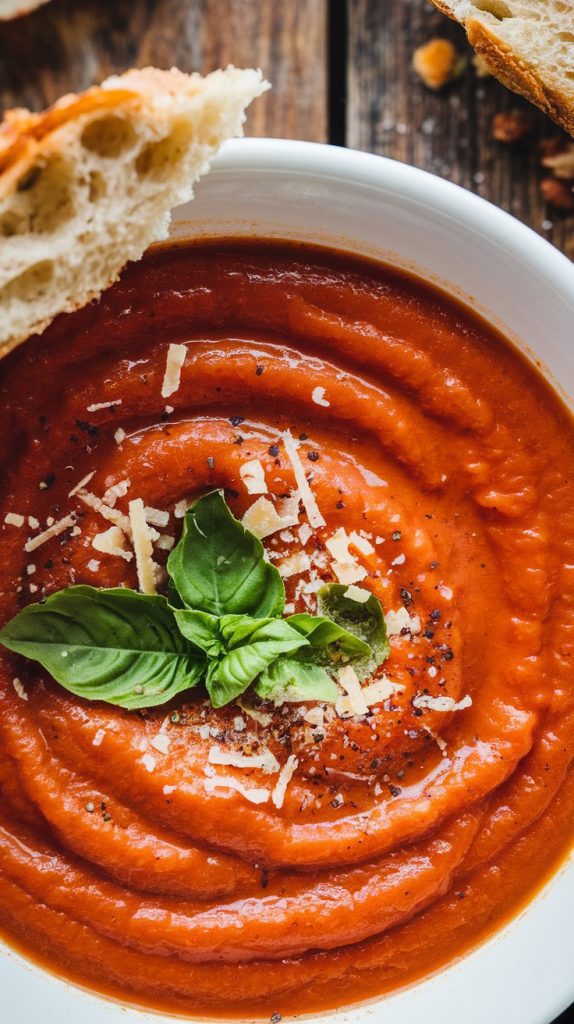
0, 65, 269, 356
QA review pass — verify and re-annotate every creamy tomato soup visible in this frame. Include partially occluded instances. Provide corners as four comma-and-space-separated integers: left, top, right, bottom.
0, 241, 572, 1017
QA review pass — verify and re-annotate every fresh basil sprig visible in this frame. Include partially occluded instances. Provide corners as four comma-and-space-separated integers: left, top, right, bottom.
0, 490, 390, 710
0, 587, 204, 710
167, 489, 285, 617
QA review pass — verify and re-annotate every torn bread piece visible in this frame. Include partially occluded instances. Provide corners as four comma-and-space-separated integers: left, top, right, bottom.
0, 65, 269, 355
429, 1, 574, 136
0, 1, 50, 18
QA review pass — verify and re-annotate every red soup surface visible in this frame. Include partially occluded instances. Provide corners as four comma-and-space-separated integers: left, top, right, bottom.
0, 241, 573, 1018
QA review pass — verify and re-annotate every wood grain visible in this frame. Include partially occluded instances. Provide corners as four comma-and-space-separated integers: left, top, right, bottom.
0, 0, 328, 141
347, 0, 573, 260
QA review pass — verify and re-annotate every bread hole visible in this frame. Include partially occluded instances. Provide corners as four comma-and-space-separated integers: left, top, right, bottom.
81, 115, 138, 158
135, 119, 193, 181
558, 32, 574, 43
0, 210, 27, 237
471, 0, 512, 18
88, 170, 107, 202
13, 156, 76, 233
17, 164, 43, 192
0, 260, 54, 303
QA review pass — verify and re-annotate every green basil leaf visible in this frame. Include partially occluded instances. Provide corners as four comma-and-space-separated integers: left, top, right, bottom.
316, 584, 390, 674
205, 615, 309, 708
167, 490, 285, 617
287, 612, 372, 664
255, 658, 339, 704
0, 586, 204, 710
174, 609, 222, 658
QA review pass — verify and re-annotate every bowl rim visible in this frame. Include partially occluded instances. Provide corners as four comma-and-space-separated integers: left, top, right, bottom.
210, 137, 574, 301
1, 136, 573, 1024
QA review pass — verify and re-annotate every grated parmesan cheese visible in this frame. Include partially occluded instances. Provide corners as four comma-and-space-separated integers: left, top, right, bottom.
386, 607, 421, 636
282, 430, 325, 529
343, 584, 372, 603
303, 706, 325, 728
413, 693, 472, 712
156, 533, 175, 551
326, 528, 351, 562
129, 498, 157, 595
12, 678, 27, 701
78, 490, 131, 534
208, 745, 280, 774
242, 496, 299, 540
298, 522, 313, 546
349, 531, 374, 555
144, 506, 170, 528
362, 677, 405, 703
272, 755, 298, 809
141, 753, 157, 773
277, 550, 311, 578
174, 498, 191, 519
151, 733, 170, 755
203, 776, 270, 804
24, 514, 77, 553
28, 516, 40, 530
92, 525, 133, 562
114, 428, 126, 445
87, 400, 122, 413
311, 386, 330, 408
92, 728, 106, 747
161, 343, 187, 399
332, 561, 368, 585
335, 675, 404, 718
4, 513, 25, 528
87, 559, 100, 572
325, 528, 367, 585
336, 665, 369, 717
102, 478, 130, 508
239, 459, 268, 495
423, 725, 449, 756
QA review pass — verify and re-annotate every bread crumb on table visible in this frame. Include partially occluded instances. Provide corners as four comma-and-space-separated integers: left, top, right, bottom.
412, 38, 458, 90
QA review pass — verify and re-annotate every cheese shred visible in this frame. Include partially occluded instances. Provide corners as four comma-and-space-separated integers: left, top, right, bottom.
281, 430, 325, 529
272, 754, 298, 809
128, 498, 157, 595
24, 514, 77, 553
161, 343, 187, 399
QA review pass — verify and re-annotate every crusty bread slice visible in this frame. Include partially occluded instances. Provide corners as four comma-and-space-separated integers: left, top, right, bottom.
0, 1, 50, 18
429, 1, 574, 136
0, 66, 268, 357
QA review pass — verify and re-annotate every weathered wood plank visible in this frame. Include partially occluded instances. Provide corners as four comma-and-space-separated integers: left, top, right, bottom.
0, 0, 328, 141
347, 0, 573, 260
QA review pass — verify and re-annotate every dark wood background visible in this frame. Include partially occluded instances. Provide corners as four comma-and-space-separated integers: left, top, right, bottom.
0, 0, 571, 260
0, 0, 572, 1020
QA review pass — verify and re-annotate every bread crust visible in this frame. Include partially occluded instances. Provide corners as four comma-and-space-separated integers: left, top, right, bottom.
467, 19, 574, 137
426, 1, 574, 137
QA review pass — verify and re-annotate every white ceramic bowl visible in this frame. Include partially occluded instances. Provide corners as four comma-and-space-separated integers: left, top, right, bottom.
2, 138, 573, 1024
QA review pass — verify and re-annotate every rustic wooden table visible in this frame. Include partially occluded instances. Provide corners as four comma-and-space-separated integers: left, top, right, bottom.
0, 1, 571, 1021
0, 0, 571, 260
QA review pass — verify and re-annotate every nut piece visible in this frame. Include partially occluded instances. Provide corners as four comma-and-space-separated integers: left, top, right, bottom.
412, 38, 457, 90
540, 178, 574, 211
541, 141, 574, 181
492, 110, 534, 143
